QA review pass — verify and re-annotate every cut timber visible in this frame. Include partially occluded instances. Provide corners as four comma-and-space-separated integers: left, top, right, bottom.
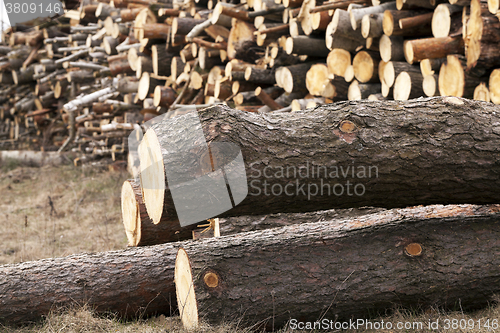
325, 34, 364, 52
291, 97, 326, 111
0, 242, 181, 325
422, 74, 439, 97
489, 69, 500, 104
152, 44, 173, 76
398, 12, 433, 31
122, 180, 197, 246
404, 36, 464, 64
349, 2, 397, 30
174, 204, 500, 330
255, 86, 283, 110
379, 35, 405, 62
138, 98, 500, 223
420, 58, 445, 76
276, 62, 312, 93
285, 36, 330, 57
244, 67, 276, 84
331, 9, 365, 42
393, 71, 424, 100
352, 50, 379, 83
227, 20, 261, 63
154, 86, 177, 107
488, 0, 499, 13
431, 4, 462, 38
464, 0, 500, 69
438, 55, 484, 98
361, 13, 384, 38
305, 64, 330, 96
348, 80, 381, 99
383, 61, 421, 88
473, 82, 490, 102
383, 10, 432, 37
327, 48, 351, 77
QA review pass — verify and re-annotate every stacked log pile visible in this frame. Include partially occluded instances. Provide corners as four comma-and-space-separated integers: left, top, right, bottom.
2, 0, 500, 159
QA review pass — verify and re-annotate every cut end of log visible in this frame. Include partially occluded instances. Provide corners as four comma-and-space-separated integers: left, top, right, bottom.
403, 40, 414, 64
438, 55, 464, 98
393, 72, 411, 101
175, 248, 199, 330
203, 271, 220, 288
121, 180, 140, 247
139, 128, 165, 224
489, 69, 500, 104
379, 34, 393, 63
432, 4, 453, 38
382, 11, 395, 36
422, 75, 437, 97
474, 82, 490, 102
327, 49, 351, 77
404, 243, 423, 257
306, 64, 329, 96
353, 51, 375, 83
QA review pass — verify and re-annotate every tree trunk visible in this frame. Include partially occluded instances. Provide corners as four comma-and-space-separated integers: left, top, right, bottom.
174, 204, 500, 330
139, 98, 500, 225
0, 242, 181, 326
404, 35, 464, 64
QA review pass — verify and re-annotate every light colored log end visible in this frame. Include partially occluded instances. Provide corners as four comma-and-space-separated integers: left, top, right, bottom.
175, 248, 199, 330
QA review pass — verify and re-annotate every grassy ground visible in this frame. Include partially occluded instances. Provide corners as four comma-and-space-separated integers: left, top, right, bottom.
0, 160, 499, 332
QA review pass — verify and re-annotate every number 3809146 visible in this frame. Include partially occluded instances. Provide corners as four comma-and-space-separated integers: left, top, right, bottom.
5, 2, 62, 14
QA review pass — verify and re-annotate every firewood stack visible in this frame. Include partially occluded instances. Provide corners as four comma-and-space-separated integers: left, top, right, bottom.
0, 0, 500, 159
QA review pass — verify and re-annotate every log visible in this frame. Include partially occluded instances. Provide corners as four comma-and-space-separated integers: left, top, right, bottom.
331, 9, 365, 42
227, 20, 261, 63
255, 86, 283, 110
489, 68, 500, 104
383, 61, 420, 87
154, 86, 177, 107
0, 241, 181, 325
473, 82, 490, 102
379, 35, 405, 62
121, 179, 197, 246
348, 80, 381, 99
404, 35, 464, 64
285, 36, 330, 57
244, 67, 276, 84
361, 13, 384, 38
352, 50, 379, 83
383, 9, 432, 36
152, 44, 174, 76
305, 63, 331, 96
438, 55, 485, 98
393, 71, 424, 100
175, 204, 500, 330
139, 98, 500, 225
349, 2, 397, 30
422, 74, 439, 96
275, 62, 312, 93
431, 4, 462, 38
327, 48, 351, 77
398, 12, 433, 31
464, 0, 500, 70
420, 58, 445, 76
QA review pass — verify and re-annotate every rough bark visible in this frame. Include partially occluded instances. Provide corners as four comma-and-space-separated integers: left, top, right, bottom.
139, 98, 500, 224
175, 204, 500, 330
0, 243, 181, 325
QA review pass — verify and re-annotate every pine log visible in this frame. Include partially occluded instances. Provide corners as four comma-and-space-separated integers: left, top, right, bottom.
139, 98, 500, 224
121, 179, 197, 246
438, 55, 485, 98
331, 9, 365, 42
325, 33, 364, 52
393, 71, 424, 100
152, 44, 173, 76
352, 50, 379, 83
244, 67, 276, 84
285, 36, 330, 57
489, 69, 500, 104
383, 9, 432, 36
420, 58, 445, 76
431, 4, 462, 38
488, 0, 499, 13
138, 72, 163, 100
227, 20, 261, 63
361, 13, 384, 38
383, 61, 420, 87
0, 241, 180, 325
327, 48, 351, 77
255, 86, 284, 110
108, 54, 135, 76
422, 74, 439, 96
379, 34, 405, 62
464, 0, 500, 70
404, 35, 464, 64
305, 63, 331, 96
275, 62, 312, 93
291, 97, 326, 111
174, 204, 500, 330
348, 80, 381, 99
153, 86, 177, 107
473, 82, 490, 102
398, 12, 433, 31
349, 2, 397, 30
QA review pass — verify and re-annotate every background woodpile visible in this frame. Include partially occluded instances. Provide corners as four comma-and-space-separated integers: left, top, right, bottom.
1, 0, 499, 163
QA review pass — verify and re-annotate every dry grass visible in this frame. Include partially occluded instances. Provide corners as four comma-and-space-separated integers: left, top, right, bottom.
1, 161, 499, 332
0, 160, 129, 264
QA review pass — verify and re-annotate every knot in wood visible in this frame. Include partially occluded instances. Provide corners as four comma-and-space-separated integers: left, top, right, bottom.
203, 271, 219, 288
404, 243, 423, 257
339, 120, 357, 133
